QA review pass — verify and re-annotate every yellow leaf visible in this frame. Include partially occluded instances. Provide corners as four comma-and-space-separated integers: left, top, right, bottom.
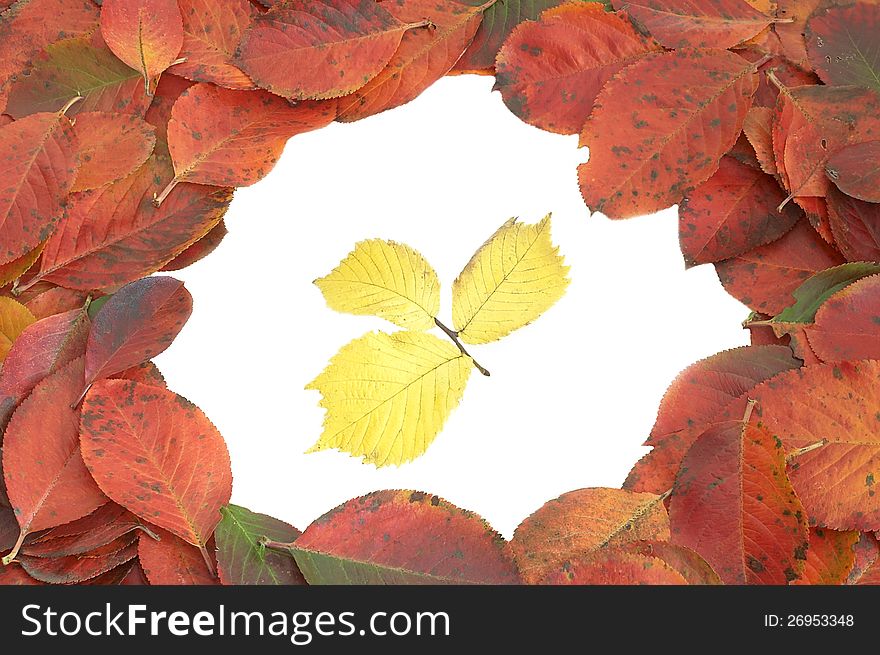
0, 242, 44, 288
452, 215, 569, 344
315, 240, 440, 330
307, 331, 472, 467
0, 297, 36, 362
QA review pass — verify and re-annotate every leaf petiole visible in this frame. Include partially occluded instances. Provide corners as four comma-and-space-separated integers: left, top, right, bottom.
434, 318, 490, 376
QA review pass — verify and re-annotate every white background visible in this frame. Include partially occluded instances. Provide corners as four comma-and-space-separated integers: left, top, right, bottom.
155, 75, 751, 538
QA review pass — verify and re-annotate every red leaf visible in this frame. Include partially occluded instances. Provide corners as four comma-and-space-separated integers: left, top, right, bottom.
791, 528, 859, 585
4, 33, 151, 120
625, 344, 800, 495
236, 0, 429, 100
510, 487, 670, 584
848, 533, 880, 584
578, 49, 758, 219
23, 505, 146, 558
24, 288, 90, 320
715, 220, 845, 315
0, 562, 44, 585
826, 140, 880, 203
0, 0, 99, 114
80, 380, 232, 550
752, 361, 880, 532
139, 529, 218, 584
805, 275, 880, 363
113, 362, 167, 388
620, 540, 722, 584
100, 0, 184, 93
0, 307, 89, 430
543, 549, 688, 584
494, 3, 659, 135
679, 156, 801, 266
19, 539, 138, 583
292, 490, 520, 584
160, 220, 227, 271
336, 0, 492, 122
30, 154, 233, 291
613, 0, 771, 49
0, 111, 78, 266
159, 84, 336, 199
805, 2, 880, 92
668, 409, 809, 584
827, 187, 880, 263
742, 106, 776, 175
170, 0, 255, 90
2, 358, 107, 563
83, 276, 192, 393
71, 111, 157, 192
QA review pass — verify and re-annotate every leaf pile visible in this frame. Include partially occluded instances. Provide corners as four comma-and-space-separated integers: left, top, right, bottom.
2, 0, 880, 585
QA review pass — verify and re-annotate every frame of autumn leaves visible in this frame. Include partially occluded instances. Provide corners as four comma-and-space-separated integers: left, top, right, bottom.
0, 0, 879, 585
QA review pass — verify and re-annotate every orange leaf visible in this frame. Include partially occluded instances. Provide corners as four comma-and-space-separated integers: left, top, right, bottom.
791, 528, 859, 585
543, 549, 688, 584
170, 0, 255, 90
612, 0, 772, 49
752, 361, 880, 532
0, 111, 78, 266
668, 410, 809, 584
236, 0, 430, 100
71, 111, 156, 192
510, 487, 670, 584
494, 3, 660, 135
100, 0, 184, 93
578, 49, 758, 219
805, 275, 880, 363
80, 379, 232, 549
138, 529, 218, 584
336, 0, 493, 122
2, 358, 107, 563
160, 83, 335, 199
715, 220, 844, 316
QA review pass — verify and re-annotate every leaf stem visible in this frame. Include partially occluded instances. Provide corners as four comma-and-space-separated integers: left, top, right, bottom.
59, 96, 83, 116
786, 439, 827, 462
261, 537, 294, 553
434, 318, 490, 376
2, 530, 26, 566
153, 177, 180, 207
199, 544, 216, 576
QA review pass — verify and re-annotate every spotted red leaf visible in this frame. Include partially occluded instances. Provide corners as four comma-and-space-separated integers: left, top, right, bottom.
613, 0, 771, 49
827, 187, 880, 262
679, 156, 801, 266
159, 84, 336, 200
100, 0, 184, 93
4, 33, 150, 120
289, 490, 520, 584
578, 49, 758, 219
138, 529, 218, 585
668, 410, 809, 584
1, 358, 107, 563
82, 276, 192, 394
28, 154, 233, 291
791, 528, 859, 585
0, 111, 78, 266
806, 2, 880, 92
0, 307, 89, 430
236, 0, 430, 100
625, 344, 800, 495
494, 2, 660, 135
170, 0, 255, 90
160, 220, 227, 271
336, 0, 493, 122
715, 220, 845, 315
742, 106, 776, 175
71, 111, 156, 192
543, 549, 689, 584
826, 140, 880, 204
18, 539, 138, 583
80, 380, 233, 551
804, 275, 880, 363
510, 487, 670, 584
752, 361, 880, 532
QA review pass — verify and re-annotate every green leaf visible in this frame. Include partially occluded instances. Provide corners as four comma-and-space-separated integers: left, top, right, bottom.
215, 505, 305, 585
772, 262, 880, 328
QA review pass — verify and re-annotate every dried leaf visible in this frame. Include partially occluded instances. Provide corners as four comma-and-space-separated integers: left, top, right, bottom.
71, 111, 156, 192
